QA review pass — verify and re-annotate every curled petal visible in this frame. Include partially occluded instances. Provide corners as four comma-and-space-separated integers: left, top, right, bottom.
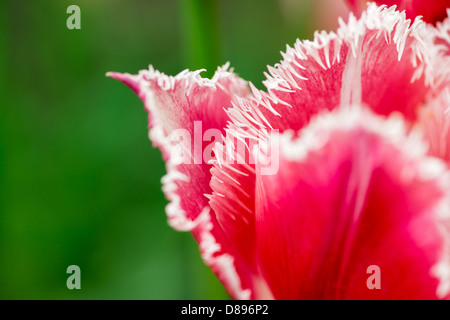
205, 136, 274, 299
254, 107, 450, 299
109, 65, 258, 300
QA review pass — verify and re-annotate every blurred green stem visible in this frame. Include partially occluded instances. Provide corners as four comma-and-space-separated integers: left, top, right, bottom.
180, 0, 220, 77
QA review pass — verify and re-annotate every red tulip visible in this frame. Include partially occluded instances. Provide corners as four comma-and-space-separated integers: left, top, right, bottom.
108, 4, 450, 299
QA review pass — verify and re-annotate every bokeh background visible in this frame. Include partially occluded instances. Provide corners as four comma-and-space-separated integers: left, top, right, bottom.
1, 0, 348, 299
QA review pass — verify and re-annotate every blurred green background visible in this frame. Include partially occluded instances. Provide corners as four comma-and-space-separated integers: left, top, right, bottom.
0, 0, 347, 299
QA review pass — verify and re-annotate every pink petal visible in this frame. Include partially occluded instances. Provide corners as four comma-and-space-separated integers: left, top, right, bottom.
416, 13, 450, 165
108, 65, 250, 230
109, 65, 258, 300
433, 12, 450, 57
228, 4, 443, 137
254, 107, 450, 299
417, 89, 450, 165
348, 0, 450, 24
206, 144, 272, 299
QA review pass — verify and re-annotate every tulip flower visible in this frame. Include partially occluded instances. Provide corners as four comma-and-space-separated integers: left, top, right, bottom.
108, 3, 450, 299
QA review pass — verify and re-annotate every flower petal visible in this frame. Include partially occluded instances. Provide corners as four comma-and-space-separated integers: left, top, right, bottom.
417, 88, 450, 165
348, 0, 450, 24
108, 64, 250, 230
204, 133, 274, 299
228, 4, 442, 138
109, 65, 259, 300
415, 12, 450, 164
254, 107, 450, 299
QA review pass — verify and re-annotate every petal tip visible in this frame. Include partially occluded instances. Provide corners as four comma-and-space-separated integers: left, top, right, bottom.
107, 71, 142, 96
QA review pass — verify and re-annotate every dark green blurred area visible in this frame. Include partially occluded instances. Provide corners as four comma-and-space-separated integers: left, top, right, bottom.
0, 0, 328, 299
